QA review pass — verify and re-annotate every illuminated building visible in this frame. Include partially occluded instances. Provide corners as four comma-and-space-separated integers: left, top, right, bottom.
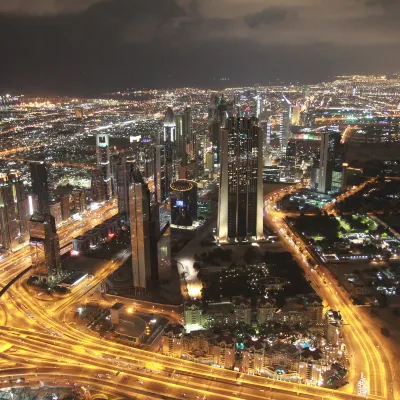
242, 340, 265, 375
257, 298, 276, 325
318, 130, 344, 193
72, 189, 86, 214
129, 170, 152, 295
232, 296, 251, 325
72, 235, 90, 253
175, 114, 184, 158
157, 231, 171, 283
75, 107, 84, 119
154, 145, 168, 203
161, 324, 184, 358
170, 180, 197, 228
217, 117, 264, 242
163, 107, 176, 181
291, 105, 301, 126
184, 301, 204, 332
49, 202, 62, 226
183, 106, 194, 158
60, 194, 70, 221
115, 156, 136, 224
30, 162, 49, 214
0, 172, 29, 251
212, 333, 236, 369
29, 212, 61, 281
91, 169, 105, 202
96, 133, 112, 200
280, 97, 292, 152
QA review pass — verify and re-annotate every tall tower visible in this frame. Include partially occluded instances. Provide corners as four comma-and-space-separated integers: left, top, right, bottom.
163, 107, 176, 188
280, 96, 292, 153
30, 162, 49, 214
153, 145, 168, 203
96, 133, 112, 200
115, 156, 135, 224
8, 170, 29, 245
129, 171, 152, 295
29, 212, 61, 281
0, 172, 29, 252
217, 117, 264, 242
183, 106, 193, 158
318, 130, 343, 193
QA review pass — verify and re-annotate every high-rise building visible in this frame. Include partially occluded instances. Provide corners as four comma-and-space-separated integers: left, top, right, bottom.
318, 130, 344, 193
175, 114, 185, 159
153, 144, 168, 203
183, 106, 194, 158
115, 156, 135, 224
170, 180, 197, 228
96, 133, 112, 200
29, 212, 61, 281
0, 172, 29, 252
129, 171, 152, 295
217, 117, 264, 242
49, 202, 62, 226
30, 162, 49, 214
72, 190, 86, 214
280, 97, 292, 152
91, 169, 105, 202
60, 194, 70, 221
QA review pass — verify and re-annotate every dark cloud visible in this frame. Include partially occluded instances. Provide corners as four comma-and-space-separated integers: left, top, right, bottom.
244, 8, 294, 28
0, 0, 399, 95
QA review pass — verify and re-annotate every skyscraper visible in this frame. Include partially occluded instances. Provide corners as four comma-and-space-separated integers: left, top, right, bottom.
183, 106, 194, 158
72, 189, 86, 214
280, 97, 292, 152
96, 133, 112, 200
0, 172, 29, 252
318, 130, 344, 193
175, 114, 185, 159
217, 117, 264, 242
129, 171, 152, 295
29, 212, 61, 281
115, 156, 135, 224
91, 169, 105, 202
30, 162, 49, 214
60, 194, 70, 221
153, 144, 168, 203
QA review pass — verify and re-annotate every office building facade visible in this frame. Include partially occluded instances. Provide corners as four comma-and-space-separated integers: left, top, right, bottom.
217, 117, 264, 242
0, 172, 29, 252
30, 162, 49, 214
129, 173, 152, 295
318, 130, 344, 193
96, 133, 112, 200
29, 212, 61, 281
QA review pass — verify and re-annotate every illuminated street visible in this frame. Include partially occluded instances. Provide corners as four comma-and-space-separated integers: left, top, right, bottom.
264, 185, 397, 400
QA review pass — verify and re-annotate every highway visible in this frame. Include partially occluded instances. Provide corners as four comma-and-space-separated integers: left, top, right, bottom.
0, 192, 392, 399
264, 185, 396, 400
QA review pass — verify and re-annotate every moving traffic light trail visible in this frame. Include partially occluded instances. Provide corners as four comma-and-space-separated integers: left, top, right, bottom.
264, 186, 396, 400
0, 188, 396, 399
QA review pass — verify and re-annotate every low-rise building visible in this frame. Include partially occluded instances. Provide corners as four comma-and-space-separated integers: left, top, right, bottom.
72, 235, 90, 253
257, 298, 277, 325
232, 296, 252, 325
161, 324, 184, 358
212, 333, 236, 369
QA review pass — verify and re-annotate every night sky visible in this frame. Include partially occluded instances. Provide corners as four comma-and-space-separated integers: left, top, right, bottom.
1, 0, 400, 95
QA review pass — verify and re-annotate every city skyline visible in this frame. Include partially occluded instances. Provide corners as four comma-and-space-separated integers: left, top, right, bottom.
1, 0, 400, 95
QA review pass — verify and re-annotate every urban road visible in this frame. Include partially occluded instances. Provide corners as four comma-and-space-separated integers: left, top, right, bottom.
0, 193, 394, 399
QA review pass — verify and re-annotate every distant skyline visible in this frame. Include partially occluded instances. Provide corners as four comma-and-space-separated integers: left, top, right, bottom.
2, 0, 400, 96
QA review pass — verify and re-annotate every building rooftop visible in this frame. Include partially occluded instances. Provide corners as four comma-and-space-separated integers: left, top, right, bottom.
115, 318, 146, 339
